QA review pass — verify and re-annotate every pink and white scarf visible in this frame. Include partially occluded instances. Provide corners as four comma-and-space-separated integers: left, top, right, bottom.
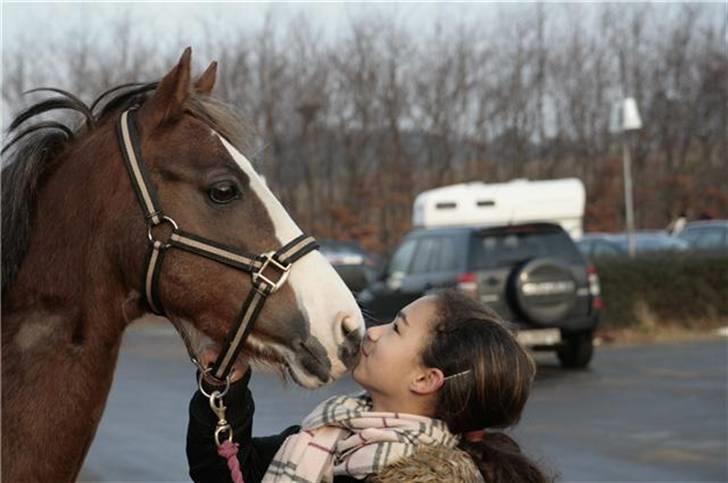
262, 392, 458, 483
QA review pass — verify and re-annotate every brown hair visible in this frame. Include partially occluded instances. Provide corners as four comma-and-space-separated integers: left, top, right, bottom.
421, 290, 553, 483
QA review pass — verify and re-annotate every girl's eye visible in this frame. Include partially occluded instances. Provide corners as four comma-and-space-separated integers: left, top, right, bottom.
393, 323, 400, 334
208, 181, 241, 204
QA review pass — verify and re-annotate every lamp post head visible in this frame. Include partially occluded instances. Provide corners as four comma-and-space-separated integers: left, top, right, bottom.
610, 97, 643, 133
622, 97, 642, 131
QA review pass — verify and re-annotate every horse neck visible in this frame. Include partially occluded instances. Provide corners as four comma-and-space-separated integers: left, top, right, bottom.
4, 127, 135, 330
2, 133, 142, 481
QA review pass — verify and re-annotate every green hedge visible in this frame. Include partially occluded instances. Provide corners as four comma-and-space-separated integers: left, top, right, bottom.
594, 253, 728, 329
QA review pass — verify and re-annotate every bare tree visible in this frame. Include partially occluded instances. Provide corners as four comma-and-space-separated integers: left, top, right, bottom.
4, 3, 726, 249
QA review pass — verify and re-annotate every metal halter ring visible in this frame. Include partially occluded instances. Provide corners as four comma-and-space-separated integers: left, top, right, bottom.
252, 251, 291, 293
147, 215, 179, 249
197, 367, 231, 399
215, 424, 233, 446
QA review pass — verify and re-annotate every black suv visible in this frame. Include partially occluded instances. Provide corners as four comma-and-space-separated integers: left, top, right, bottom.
358, 223, 602, 368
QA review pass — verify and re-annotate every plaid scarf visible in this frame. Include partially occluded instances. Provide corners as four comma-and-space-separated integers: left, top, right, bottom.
262, 392, 459, 483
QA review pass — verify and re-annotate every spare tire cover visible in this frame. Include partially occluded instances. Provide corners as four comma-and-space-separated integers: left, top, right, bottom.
511, 258, 578, 325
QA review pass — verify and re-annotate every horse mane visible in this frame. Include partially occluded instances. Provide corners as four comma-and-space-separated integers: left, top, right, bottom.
1, 82, 255, 295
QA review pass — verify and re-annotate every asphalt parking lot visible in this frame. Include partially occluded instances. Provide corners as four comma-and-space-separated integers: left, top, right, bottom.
79, 322, 727, 482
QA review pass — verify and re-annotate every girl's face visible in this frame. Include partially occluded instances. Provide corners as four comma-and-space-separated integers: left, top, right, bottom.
353, 296, 438, 401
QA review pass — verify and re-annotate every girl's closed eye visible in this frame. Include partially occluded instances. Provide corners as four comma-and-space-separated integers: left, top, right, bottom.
393, 322, 400, 334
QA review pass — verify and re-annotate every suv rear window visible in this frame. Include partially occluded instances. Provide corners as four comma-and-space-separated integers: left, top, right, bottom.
470, 226, 583, 268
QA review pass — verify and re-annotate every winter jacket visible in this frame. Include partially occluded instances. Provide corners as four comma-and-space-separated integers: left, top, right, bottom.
186, 370, 483, 483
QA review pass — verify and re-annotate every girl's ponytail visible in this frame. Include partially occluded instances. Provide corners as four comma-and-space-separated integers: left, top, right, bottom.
459, 433, 553, 483
424, 291, 553, 483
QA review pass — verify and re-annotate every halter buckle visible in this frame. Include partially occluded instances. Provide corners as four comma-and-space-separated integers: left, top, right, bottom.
252, 251, 291, 293
147, 215, 179, 249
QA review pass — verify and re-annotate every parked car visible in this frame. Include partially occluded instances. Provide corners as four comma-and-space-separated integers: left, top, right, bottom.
358, 223, 602, 369
577, 232, 688, 259
318, 239, 380, 293
676, 220, 728, 252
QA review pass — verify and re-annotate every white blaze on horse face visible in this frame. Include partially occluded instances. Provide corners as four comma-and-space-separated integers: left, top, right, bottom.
217, 135, 365, 381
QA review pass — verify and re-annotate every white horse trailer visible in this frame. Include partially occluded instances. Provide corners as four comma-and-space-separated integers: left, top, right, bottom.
412, 178, 586, 239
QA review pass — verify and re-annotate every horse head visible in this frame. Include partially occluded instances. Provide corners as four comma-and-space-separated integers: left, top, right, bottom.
116, 49, 364, 387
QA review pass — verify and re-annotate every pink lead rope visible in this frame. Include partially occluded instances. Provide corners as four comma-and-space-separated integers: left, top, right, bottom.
218, 440, 245, 483
198, 370, 245, 483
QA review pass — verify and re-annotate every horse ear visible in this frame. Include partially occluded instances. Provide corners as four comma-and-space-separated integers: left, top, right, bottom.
141, 47, 192, 128
194, 61, 218, 95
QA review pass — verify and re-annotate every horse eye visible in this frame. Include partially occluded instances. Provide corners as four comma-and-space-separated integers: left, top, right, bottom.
208, 181, 241, 204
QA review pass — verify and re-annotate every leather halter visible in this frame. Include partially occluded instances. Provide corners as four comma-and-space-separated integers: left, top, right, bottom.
116, 107, 318, 382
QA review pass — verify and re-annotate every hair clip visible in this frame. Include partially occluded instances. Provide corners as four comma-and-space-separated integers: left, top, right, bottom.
443, 369, 472, 381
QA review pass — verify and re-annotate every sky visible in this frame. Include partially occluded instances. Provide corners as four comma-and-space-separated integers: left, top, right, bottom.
0, 1, 515, 127
2, 1, 724, 129
3, 2, 725, 67
2, 2, 504, 51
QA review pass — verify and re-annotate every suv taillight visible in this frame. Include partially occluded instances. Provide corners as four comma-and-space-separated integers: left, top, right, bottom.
587, 265, 603, 311
457, 272, 478, 298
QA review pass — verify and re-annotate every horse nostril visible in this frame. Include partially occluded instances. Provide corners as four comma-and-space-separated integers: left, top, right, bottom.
339, 328, 363, 370
342, 316, 359, 336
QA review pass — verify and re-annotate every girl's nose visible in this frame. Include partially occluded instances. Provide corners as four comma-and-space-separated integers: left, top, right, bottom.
366, 326, 381, 342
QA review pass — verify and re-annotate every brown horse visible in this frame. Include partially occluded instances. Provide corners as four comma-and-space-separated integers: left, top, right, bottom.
1, 48, 364, 482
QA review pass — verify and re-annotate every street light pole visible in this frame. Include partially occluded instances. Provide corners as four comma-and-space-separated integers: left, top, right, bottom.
612, 97, 642, 258
622, 131, 636, 257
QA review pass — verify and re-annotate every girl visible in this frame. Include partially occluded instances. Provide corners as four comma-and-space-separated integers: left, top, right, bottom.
187, 290, 551, 482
